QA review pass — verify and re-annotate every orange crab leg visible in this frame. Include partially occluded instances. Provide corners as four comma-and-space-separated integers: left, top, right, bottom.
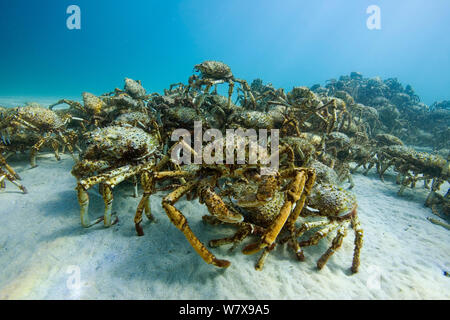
285, 168, 316, 231
242, 169, 308, 256
30, 135, 49, 168
0, 154, 21, 180
162, 181, 231, 268
200, 186, 244, 223
351, 213, 363, 273
134, 171, 155, 236
0, 167, 27, 194
316, 225, 347, 270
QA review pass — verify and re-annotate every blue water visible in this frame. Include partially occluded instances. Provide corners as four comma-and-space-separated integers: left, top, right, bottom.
0, 0, 449, 105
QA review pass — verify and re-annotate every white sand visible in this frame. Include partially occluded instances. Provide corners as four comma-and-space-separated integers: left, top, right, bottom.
0, 153, 449, 300
0, 97, 80, 108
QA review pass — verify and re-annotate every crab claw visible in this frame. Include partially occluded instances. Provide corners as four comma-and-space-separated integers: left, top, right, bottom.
212, 258, 231, 268
242, 241, 266, 255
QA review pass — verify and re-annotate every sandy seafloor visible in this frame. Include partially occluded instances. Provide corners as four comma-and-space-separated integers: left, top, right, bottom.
0, 152, 449, 300
0, 97, 80, 108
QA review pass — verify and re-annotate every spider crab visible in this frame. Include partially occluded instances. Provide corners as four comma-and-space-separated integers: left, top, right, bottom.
71, 124, 169, 228
202, 166, 316, 270
186, 61, 256, 109
49, 78, 149, 129
150, 133, 317, 268
0, 104, 79, 168
205, 160, 363, 273
376, 145, 450, 205
289, 183, 363, 273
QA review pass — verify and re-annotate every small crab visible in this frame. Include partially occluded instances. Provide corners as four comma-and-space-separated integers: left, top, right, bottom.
241, 79, 284, 111
350, 133, 403, 175
291, 183, 363, 273
186, 61, 256, 109
111, 110, 161, 137
50, 78, 149, 129
324, 131, 351, 160
280, 136, 318, 167
1, 104, 79, 167
49, 92, 107, 128
376, 145, 450, 205
123, 78, 148, 100
269, 88, 350, 135
375, 133, 403, 147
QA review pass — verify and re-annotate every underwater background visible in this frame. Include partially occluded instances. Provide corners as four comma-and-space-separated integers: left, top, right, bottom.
0, 0, 449, 104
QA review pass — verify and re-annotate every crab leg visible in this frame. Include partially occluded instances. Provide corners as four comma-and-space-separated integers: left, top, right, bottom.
77, 185, 103, 227
162, 181, 231, 268
378, 159, 395, 181
57, 131, 78, 162
0, 154, 21, 180
132, 175, 139, 198
200, 185, 244, 223
326, 100, 338, 134
234, 78, 256, 109
351, 214, 363, 273
0, 167, 27, 194
30, 134, 50, 168
298, 222, 339, 247
51, 140, 61, 161
10, 117, 40, 132
134, 171, 155, 236
279, 219, 330, 261
255, 243, 276, 270
203, 216, 265, 250
317, 225, 348, 270
77, 164, 150, 228
285, 168, 316, 230
227, 79, 234, 109
48, 99, 84, 112
153, 170, 193, 180
102, 184, 116, 227
134, 164, 193, 236
242, 169, 308, 259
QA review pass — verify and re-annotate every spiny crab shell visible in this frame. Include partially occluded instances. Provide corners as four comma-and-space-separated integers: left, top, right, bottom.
382, 145, 448, 175
327, 132, 351, 146
228, 110, 279, 130
15, 105, 65, 131
164, 106, 206, 127
307, 183, 357, 217
82, 92, 105, 115
112, 111, 153, 129
194, 61, 233, 80
224, 181, 285, 228
375, 133, 403, 147
124, 78, 147, 99
82, 125, 160, 162
287, 86, 321, 106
